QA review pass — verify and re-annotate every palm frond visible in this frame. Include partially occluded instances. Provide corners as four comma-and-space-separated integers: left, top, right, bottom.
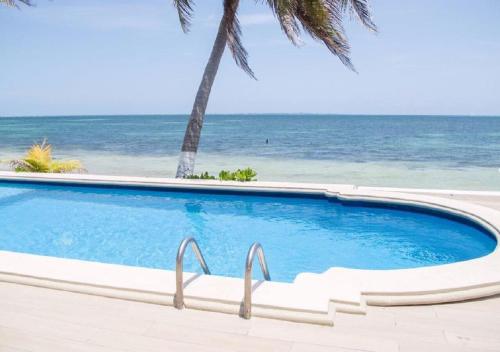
263, 0, 376, 71
340, 0, 377, 31
297, 0, 354, 70
25, 139, 52, 165
1, 0, 34, 7
50, 160, 84, 173
171, 0, 375, 76
23, 158, 51, 172
9, 159, 36, 173
264, 0, 302, 45
173, 0, 194, 33
224, 0, 255, 79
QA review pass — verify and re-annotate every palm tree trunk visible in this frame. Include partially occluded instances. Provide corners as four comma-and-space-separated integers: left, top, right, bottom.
175, 10, 231, 178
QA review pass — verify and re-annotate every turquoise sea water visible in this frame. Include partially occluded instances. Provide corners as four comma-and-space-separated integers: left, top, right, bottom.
0, 181, 496, 282
1, 114, 499, 189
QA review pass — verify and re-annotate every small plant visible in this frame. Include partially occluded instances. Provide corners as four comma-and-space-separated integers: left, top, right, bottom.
184, 168, 257, 182
9, 139, 85, 174
217, 170, 232, 181
185, 172, 216, 180
219, 168, 257, 182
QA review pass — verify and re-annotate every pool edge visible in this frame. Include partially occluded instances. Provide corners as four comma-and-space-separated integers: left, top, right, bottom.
1, 171, 500, 324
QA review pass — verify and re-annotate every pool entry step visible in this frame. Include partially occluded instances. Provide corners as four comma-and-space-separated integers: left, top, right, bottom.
174, 237, 272, 320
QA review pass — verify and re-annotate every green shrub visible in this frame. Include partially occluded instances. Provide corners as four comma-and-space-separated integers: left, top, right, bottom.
218, 170, 232, 181
219, 168, 257, 182
185, 171, 216, 180
185, 168, 257, 182
8, 140, 84, 174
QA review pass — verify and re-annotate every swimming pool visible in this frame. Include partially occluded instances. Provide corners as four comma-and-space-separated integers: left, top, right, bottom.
0, 180, 495, 283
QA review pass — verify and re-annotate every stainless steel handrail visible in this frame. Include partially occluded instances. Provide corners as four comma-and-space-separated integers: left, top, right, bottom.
243, 242, 271, 319
174, 237, 211, 309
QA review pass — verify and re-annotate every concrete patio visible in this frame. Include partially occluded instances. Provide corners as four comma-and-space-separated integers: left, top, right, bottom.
1, 281, 499, 352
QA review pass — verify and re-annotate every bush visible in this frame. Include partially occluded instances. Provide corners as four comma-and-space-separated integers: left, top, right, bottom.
185, 172, 216, 180
219, 168, 257, 182
9, 139, 85, 174
186, 168, 257, 182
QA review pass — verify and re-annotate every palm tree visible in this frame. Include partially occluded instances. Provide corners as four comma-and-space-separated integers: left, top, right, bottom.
173, 0, 376, 178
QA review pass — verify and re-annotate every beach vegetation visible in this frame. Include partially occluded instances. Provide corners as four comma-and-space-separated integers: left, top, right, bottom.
9, 140, 85, 174
185, 172, 216, 180
219, 168, 257, 182
173, 0, 377, 178
186, 168, 257, 182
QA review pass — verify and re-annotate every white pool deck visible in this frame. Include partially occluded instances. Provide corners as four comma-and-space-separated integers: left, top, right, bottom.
0, 279, 499, 352
1, 173, 500, 350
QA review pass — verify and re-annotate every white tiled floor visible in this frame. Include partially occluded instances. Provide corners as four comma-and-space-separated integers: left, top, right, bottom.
1, 281, 499, 351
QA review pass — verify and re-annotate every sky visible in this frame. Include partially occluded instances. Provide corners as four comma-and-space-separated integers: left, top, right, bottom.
1, 0, 499, 116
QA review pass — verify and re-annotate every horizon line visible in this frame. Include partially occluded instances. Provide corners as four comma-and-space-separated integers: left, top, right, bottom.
1, 113, 500, 118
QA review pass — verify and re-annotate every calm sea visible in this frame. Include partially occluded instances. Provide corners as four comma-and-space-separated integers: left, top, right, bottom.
1, 114, 499, 190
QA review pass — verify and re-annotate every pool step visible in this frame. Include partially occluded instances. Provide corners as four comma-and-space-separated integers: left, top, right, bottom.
294, 272, 367, 315
182, 274, 335, 325
0, 251, 336, 325
172, 238, 335, 324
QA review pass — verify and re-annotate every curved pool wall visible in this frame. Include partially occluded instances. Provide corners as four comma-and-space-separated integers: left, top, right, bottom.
2, 172, 500, 324
0, 179, 496, 283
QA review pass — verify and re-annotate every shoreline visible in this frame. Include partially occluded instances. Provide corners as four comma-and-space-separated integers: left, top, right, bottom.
2, 150, 498, 191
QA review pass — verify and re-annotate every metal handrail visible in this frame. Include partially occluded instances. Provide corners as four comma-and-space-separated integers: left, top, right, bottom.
243, 242, 271, 319
174, 237, 211, 309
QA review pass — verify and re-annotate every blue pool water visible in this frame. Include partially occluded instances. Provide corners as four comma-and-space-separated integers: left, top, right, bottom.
0, 181, 496, 282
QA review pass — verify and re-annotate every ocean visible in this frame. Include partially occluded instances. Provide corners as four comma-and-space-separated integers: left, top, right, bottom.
1, 114, 499, 190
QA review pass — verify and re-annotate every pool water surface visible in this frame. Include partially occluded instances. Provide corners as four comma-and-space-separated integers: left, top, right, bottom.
0, 181, 496, 282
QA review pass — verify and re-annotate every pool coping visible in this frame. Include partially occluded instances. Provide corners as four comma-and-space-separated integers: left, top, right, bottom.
0, 171, 499, 326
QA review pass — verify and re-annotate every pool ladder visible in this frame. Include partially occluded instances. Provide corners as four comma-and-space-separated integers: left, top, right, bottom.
174, 237, 271, 319
243, 243, 271, 319
174, 237, 210, 309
